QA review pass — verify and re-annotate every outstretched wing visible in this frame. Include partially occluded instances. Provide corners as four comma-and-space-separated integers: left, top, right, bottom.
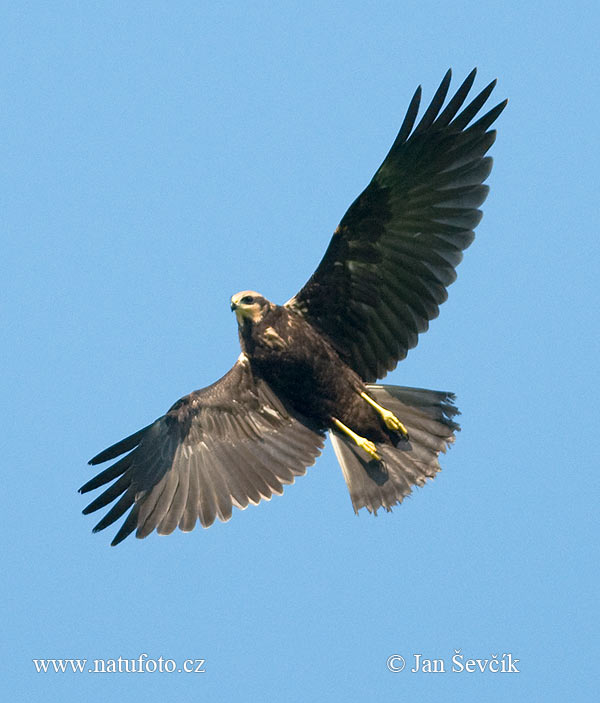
286, 69, 507, 382
80, 356, 325, 545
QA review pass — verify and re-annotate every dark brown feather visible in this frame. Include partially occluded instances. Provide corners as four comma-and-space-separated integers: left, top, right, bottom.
286, 69, 506, 381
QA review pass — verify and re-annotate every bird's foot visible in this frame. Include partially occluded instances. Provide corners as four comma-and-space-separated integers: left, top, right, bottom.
357, 437, 381, 461
380, 409, 409, 436
360, 392, 409, 438
332, 417, 381, 461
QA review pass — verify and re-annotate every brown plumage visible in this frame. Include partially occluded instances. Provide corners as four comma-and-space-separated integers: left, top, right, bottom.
81, 69, 506, 545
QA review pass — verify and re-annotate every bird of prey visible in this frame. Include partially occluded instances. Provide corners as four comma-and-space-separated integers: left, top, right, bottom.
81, 69, 506, 545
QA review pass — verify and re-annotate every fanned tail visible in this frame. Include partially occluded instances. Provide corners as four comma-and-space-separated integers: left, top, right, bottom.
331, 385, 460, 514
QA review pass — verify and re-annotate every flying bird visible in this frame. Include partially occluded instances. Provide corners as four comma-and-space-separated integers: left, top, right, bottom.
81, 69, 506, 545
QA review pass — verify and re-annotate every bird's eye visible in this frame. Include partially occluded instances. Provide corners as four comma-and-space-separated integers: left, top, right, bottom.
241, 295, 255, 304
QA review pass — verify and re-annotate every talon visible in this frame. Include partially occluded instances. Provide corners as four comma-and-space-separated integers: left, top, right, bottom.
358, 438, 381, 461
381, 409, 408, 436
360, 392, 409, 438
332, 417, 382, 461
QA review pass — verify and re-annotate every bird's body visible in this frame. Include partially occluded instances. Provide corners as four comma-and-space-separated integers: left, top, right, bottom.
239, 302, 369, 432
81, 69, 506, 545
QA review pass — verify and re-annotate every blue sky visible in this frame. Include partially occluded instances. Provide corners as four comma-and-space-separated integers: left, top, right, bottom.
3, 1, 598, 701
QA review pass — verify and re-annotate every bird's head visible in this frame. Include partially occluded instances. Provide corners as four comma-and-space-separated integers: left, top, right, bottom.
230, 290, 272, 325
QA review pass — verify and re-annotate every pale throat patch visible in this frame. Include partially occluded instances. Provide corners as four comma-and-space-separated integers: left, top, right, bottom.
235, 305, 264, 324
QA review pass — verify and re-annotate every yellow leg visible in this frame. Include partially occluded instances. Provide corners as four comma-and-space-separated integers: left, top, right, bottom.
360, 392, 409, 437
332, 418, 381, 461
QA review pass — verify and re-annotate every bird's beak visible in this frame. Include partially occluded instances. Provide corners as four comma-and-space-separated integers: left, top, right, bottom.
230, 301, 238, 312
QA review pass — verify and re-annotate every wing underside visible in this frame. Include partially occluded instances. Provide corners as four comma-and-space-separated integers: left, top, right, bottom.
287, 69, 507, 381
81, 358, 324, 545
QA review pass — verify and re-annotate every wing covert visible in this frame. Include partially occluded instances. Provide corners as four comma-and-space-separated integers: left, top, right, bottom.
286, 69, 507, 381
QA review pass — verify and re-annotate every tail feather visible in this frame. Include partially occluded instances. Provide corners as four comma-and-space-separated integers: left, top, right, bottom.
331, 385, 459, 514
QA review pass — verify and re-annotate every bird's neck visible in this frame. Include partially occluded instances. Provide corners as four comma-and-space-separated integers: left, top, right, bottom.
238, 317, 255, 354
